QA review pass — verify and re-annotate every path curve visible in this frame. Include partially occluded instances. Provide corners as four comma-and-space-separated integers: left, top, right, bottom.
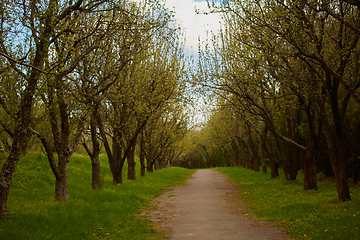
144, 169, 291, 240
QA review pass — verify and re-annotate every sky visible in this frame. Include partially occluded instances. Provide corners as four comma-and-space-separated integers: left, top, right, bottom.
162, 0, 222, 58
131, 0, 222, 127
161, 0, 223, 127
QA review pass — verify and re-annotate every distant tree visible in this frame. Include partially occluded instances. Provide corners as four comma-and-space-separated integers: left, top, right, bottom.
144, 103, 188, 172
97, 4, 185, 183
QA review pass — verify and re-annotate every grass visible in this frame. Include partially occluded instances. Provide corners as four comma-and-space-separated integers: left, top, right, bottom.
216, 167, 360, 240
0, 152, 195, 240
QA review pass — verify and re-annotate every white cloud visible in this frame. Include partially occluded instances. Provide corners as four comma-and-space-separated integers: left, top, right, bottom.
132, 0, 222, 57
163, 0, 222, 57
132, 0, 220, 126
161, 0, 221, 126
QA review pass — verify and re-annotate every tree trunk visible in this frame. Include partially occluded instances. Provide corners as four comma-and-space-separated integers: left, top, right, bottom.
270, 158, 279, 178
334, 159, 351, 201
127, 144, 136, 180
303, 105, 318, 190
320, 94, 351, 201
0, 145, 22, 219
109, 154, 124, 184
146, 149, 154, 172
147, 161, 154, 172
52, 151, 71, 201
90, 108, 101, 189
112, 169, 122, 184
55, 173, 69, 201
107, 126, 124, 184
91, 155, 101, 189
282, 143, 300, 181
260, 125, 268, 173
140, 156, 146, 177
330, 140, 351, 201
0, 183, 10, 219
154, 160, 158, 170
265, 139, 279, 178
246, 124, 260, 172
83, 108, 101, 189
274, 137, 298, 180
139, 132, 146, 177
303, 146, 318, 190
110, 141, 124, 184
353, 154, 360, 185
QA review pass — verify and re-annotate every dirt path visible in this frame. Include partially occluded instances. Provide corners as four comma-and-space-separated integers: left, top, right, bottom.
144, 169, 292, 240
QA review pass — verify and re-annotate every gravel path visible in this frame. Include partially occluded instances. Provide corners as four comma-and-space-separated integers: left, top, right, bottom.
144, 169, 292, 240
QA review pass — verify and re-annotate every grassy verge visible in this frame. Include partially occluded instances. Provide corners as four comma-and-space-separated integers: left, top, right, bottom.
0, 152, 195, 240
216, 167, 360, 240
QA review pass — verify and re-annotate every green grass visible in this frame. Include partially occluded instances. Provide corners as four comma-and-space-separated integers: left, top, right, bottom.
0, 152, 195, 240
216, 167, 360, 240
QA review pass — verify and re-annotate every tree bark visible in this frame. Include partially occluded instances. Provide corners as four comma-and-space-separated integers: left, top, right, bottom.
55, 162, 69, 201
91, 155, 101, 189
110, 138, 124, 184
319, 89, 351, 201
83, 107, 101, 189
0, 145, 22, 219
303, 145, 318, 190
260, 125, 268, 173
265, 139, 279, 178
303, 104, 318, 190
112, 168, 123, 184
246, 124, 260, 172
127, 144, 136, 180
147, 155, 154, 172
83, 141, 101, 189
139, 131, 146, 177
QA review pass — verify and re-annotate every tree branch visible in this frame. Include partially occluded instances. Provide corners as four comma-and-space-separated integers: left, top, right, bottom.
0, 51, 49, 74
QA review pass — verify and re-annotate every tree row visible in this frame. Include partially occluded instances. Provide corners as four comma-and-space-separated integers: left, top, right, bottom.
0, 0, 187, 219
184, 0, 360, 202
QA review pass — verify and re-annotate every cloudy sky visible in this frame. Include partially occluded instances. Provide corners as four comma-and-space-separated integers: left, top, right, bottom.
163, 0, 222, 57
161, 0, 222, 127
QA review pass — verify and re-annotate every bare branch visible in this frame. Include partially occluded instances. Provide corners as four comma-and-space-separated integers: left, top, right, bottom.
0, 51, 49, 74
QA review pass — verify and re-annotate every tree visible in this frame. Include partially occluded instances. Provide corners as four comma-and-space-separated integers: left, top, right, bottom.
143, 103, 188, 172
198, 0, 360, 200
97, 3, 185, 183
0, 0, 111, 219
78, 0, 153, 188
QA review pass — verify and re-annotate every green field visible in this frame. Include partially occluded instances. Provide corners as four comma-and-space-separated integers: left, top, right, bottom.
216, 167, 360, 240
0, 152, 195, 240
2, 152, 360, 240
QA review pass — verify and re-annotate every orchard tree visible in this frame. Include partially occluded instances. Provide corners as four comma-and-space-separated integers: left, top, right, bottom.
97, 3, 185, 183
199, 0, 360, 200
143, 103, 188, 172
0, 0, 113, 219
79, 0, 155, 188
29, 0, 136, 201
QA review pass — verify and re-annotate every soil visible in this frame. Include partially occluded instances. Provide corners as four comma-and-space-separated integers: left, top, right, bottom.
141, 169, 293, 240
